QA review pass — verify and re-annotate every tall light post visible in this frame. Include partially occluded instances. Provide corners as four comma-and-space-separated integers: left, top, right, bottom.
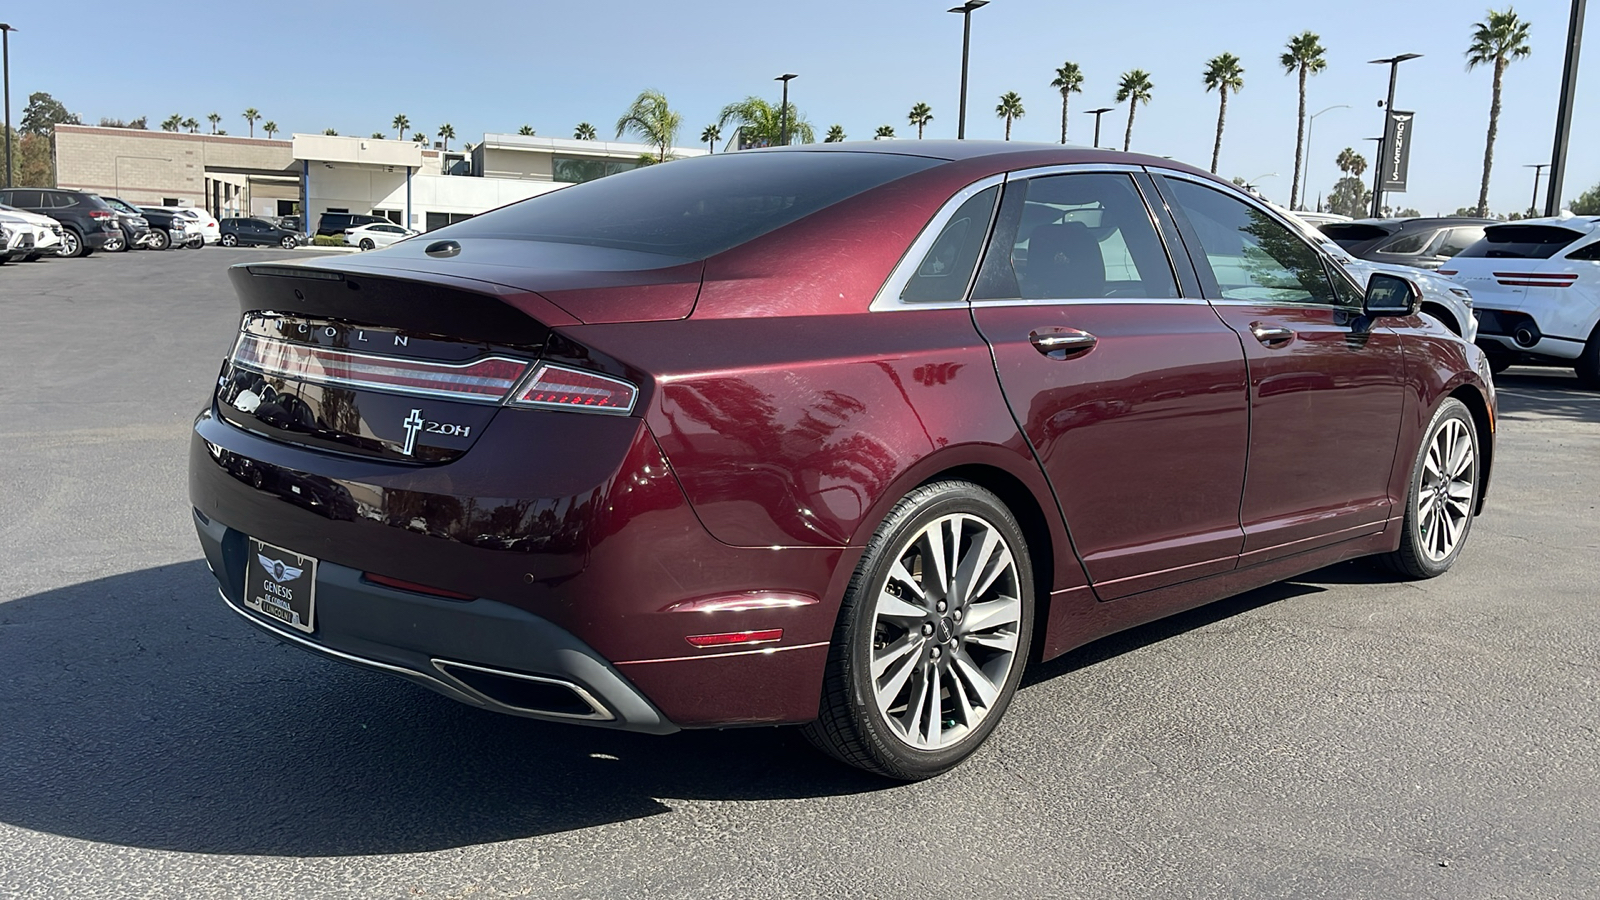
1303, 104, 1349, 211
1084, 106, 1113, 148
948, 0, 989, 139
774, 73, 797, 146
1525, 163, 1550, 217
1545, 0, 1586, 216
1367, 53, 1422, 218
1, 24, 16, 188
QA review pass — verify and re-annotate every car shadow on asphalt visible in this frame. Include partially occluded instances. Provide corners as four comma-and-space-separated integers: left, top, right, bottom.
1493, 367, 1600, 424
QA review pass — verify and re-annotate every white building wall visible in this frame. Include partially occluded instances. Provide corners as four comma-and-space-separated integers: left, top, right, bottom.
305, 164, 565, 231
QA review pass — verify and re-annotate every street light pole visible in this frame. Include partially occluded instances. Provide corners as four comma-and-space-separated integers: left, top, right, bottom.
774, 73, 797, 146
1, 24, 16, 189
1525, 163, 1550, 217
1367, 53, 1422, 218
1304, 104, 1349, 211
1545, 0, 1585, 216
1084, 107, 1113, 148
948, 1, 989, 139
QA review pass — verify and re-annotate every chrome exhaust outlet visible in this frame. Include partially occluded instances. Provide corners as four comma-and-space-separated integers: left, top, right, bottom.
431, 659, 614, 721
1513, 324, 1540, 348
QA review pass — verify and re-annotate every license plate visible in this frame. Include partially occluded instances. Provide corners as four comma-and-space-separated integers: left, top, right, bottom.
244, 538, 318, 633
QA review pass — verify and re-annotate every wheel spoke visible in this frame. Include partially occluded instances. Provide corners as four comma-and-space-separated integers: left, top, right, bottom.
961, 594, 1021, 636
874, 642, 923, 712
886, 560, 927, 603
953, 648, 1000, 708
951, 524, 1001, 608
919, 521, 951, 603
877, 589, 927, 623
964, 628, 1018, 653
872, 633, 923, 680
921, 665, 943, 746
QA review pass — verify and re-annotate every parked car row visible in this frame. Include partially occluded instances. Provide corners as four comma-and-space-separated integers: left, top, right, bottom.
0, 187, 225, 260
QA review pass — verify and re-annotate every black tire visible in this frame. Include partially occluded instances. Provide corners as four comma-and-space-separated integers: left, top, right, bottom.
1486, 352, 1514, 375
105, 233, 127, 252
220, 233, 238, 247
358, 238, 375, 251
1375, 398, 1480, 579
149, 229, 171, 251
802, 480, 1034, 780
1575, 325, 1600, 390
60, 228, 86, 258
23, 253, 41, 262
280, 235, 297, 250
186, 236, 204, 249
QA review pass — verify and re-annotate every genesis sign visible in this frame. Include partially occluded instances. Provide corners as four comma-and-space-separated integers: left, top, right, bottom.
1381, 110, 1415, 193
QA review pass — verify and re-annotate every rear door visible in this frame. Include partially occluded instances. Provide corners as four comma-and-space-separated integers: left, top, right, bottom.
970, 168, 1250, 600
1155, 174, 1407, 566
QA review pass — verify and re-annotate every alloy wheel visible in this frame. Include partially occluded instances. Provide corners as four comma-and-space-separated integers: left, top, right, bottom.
221, 234, 237, 247
870, 512, 1023, 751
62, 230, 80, 257
1416, 417, 1476, 563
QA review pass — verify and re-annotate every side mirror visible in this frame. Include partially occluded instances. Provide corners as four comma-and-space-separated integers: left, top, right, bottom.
1364, 272, 1420, 318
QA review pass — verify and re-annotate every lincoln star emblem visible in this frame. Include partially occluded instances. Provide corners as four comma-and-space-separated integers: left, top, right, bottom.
401, 408, 424, 456
258, 554, 304, 583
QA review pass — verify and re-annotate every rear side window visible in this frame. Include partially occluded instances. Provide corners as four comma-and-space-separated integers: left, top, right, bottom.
1567, 240, 1600, 261
1379, 231, 1431, 254
49, 193, 79, 209
972, 173, 1179, 301
1320, 222, 1391, 247
1458, 224, 1584, 259
1433, 227, 1485, 257
5, 190, 40, 207
437, 151, 939, 258
900, 185, 998, 302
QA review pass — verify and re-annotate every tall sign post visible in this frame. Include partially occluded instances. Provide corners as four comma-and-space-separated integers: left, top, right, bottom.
1546, 0, 1586, 216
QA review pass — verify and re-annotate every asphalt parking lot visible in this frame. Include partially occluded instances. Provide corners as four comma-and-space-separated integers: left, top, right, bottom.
1, 248, 1597, 899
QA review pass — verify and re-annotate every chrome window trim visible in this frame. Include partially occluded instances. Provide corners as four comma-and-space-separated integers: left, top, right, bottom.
968, 297, 1212, 309
1006, 162, 1147, 180
870, 173, 1007, 313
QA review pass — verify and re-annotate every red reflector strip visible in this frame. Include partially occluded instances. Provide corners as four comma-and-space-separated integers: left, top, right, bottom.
509, 363, 638, 415
362, 572, 476, 600
233, 333, 528, 402
1437, 269, 1457, 276
685, 629, 784, 648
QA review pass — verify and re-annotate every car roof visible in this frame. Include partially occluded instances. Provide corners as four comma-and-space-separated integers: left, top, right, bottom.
1487, 214, 1600, 235
745, 139, 1215, 174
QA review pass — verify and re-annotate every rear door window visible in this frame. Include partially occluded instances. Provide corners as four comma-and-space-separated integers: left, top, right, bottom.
1164, 178, 1340, 307
1566, 240, 1600, 261
1433, 227, 1485, 257
6, 190, 41, 207
1458, 224, 1584, 260
48, 192, 80, 209
1379, 231, 1431, 254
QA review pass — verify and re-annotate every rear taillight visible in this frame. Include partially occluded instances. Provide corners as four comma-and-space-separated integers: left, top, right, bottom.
509, 363, 638, 415
231, 332, 528, 403
1438, 269, 1457, 276
89, 210, 113, 220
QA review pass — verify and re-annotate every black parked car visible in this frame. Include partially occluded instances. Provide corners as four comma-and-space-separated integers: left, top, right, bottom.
134, 206, 201, 250
0, 188, 119, 258
97, 196, 155, 252
1319, 217, 1493, 271
315, 211, 388, 237
219, 217, 300, 249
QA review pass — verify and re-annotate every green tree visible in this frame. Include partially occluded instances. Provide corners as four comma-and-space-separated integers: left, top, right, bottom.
160, 114, 183, 133
574, 122, 597, 140
616, 90, 682, 162
20, 92, 79, 136
243, 108, 261, 138
370, 132, 386, 140
392, 113, 409, 140
700, 123, 721, 153
717, 96, 814, 147
1050, 62, 1084, 144
263, 121, 278, 140
1328, 147, 1371, 218
182, 117, 199, 134
207, 112, 221, 134
323, 128, 339, 136
1570, 182, 1600, 215
411, 132, 427, 143
1115, 70, 1153, 151
517, 125, 536, 136
1396, 207, 1422, 217
875, 124, 896, 139
18, 132, 53, 187
825, 124, 846, 142
437, 123, 455, 151
995, 91, 1025, 140
1281, 31, 1328, 210
908, 102, 934, 139
1467, 9, 1533, 217
1203, 53, 1244, 175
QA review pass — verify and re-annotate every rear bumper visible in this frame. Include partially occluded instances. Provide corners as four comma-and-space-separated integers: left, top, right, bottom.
1474, 307, 1586, 361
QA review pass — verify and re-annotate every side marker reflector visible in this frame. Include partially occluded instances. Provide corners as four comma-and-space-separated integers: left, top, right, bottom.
685, 629, 784, 648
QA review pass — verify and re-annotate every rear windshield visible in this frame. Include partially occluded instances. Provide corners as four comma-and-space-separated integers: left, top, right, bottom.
436, 151, 941, 258
1458, 224, 1585, 260
1320, 222, 1392, 247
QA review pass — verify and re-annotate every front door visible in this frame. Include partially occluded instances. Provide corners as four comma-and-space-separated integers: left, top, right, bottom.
1156, 176, 1407, 566
971, 170, 1250, 600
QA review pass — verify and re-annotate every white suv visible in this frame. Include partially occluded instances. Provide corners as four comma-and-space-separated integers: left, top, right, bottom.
1440, 215, 1600, 386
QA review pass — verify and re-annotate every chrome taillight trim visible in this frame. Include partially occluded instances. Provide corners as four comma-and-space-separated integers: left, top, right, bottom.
507, 362, 639, 416
230, 331, 530, 404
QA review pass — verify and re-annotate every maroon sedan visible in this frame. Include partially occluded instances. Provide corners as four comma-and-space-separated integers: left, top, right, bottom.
190, 143, 1495, 779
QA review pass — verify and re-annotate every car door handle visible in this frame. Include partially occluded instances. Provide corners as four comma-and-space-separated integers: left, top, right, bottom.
1249, 323, 1295, 347
1029, 328, 1097, 356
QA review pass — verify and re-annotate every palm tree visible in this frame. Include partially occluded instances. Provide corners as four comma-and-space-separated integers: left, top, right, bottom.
1203, 53, 1245, 174
206, 112, 221, 134
391, 113, 409, 140
908, 102, 934, 139
182, 117, 199, 134
1336, 146, 1369, 178
1115, 70, 1153, 151
160, 114, 183, 133
243, 108, 260, 138
615, 89, 682, 162
1050, 62, 1084, 144
263, 121, 278, 140
825, 124, 846, 143
437, 123, 455, 151
574, 122, 597, 140
370, 131, 386, 140
1281, 31, 1328, 210
875, 125, 896, 139
701, 123, 721, 153
995, 91, 1025, 140
517, 125, 536, 135
411, 132, 427, 143
1467, 8, 1533, 217
717, 96, 815, 148
323, 128, 339, 136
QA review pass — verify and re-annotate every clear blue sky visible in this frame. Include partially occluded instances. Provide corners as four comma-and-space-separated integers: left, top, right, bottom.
8, 0, 1594, 215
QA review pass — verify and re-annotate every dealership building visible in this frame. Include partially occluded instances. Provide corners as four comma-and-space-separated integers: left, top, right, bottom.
52, 125, 705, 235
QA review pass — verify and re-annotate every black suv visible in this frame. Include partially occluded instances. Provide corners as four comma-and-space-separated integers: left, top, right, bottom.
1319, 217, 1494, 271
0, 188, 119, 258
96, 196, 154, 252
316, 212, 388, 237
219, 217, 300, 249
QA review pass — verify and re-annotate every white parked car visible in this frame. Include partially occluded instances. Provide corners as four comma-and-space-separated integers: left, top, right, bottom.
0, 203, 63, 259
344, 221, 418, 250
1439, 215, 1600, 384
1281, 208, 1478, 342
151, 206, 220, 244
0, 220, 38, 262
